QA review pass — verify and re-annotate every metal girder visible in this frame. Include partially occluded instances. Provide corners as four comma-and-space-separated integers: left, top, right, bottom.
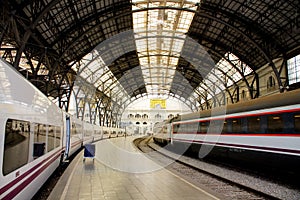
11, 0, 61, 69
0, 1, 75, 112
73, 85, 123, 126
1, 1, 299, 118
201, 2, 286, 55
134, 6, 282, 94
195, 3, 287, 91
82, 41, 253, 112
51, 3, 132, 64
206, 47, 258, 99
133, 6, 285, 92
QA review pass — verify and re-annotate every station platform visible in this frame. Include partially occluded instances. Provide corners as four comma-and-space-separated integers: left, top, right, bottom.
47, 136, 219, 200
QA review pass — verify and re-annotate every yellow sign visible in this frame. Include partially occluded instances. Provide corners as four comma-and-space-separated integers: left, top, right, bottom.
150, 99, 166, 109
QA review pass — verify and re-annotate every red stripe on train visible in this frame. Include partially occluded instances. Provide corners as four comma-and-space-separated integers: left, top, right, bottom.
173, 107, 300, 124
0, 149, 63, 195
173, 138, 300, 155
173, 132, 300, 137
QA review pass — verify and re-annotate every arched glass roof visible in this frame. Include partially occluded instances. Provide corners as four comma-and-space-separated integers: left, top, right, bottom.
1, 0, 299, 113
73, 1, 253, 111
132, 0, 198, 95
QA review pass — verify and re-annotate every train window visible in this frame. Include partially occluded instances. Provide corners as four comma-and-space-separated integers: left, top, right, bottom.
173, 124, 180, 133
267, 115, 283, 133
224, 119, 234, 133
177, 123, 185, 133
72, 123, 77, 135
248, 117, 261, 133
55, 126, 61, 148
232, 119, 242, 133
3, 119, 30, 176
34, 124, 46, 157
222, 120, 229, 133
47, 125, 55, 152
294, 113, 300, 132
187, 122, 199, 133
200, 122, 208, 133
208, 120, 224, 134
72, 123, 82, 140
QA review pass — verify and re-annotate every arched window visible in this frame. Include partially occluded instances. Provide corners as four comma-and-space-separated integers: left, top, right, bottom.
135, 114, 141, 118
168, 114, 174, 119
241, 90, 246, 100
155, 114, 161, 119
142, 114, 148, 119
267, 76, 276, 90
128, 114, 134, 119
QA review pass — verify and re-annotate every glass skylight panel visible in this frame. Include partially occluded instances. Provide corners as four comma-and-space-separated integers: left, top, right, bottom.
148, 40, 156, 50
231, 72, 242, 83
150, 56, 157, 63
72, 49, 129, 107
227, 53, 252, 76
214, 52, 253, 86
81, 69, 92, 79
169, 57, 178, 66
162, 56, 168, 65
191, 51, 253, 103
132, 0, 145, 3
132, 0, 200, 95
139, 57, 148, 65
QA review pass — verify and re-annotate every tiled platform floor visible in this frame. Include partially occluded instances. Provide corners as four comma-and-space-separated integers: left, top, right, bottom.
47, 136, 219, 200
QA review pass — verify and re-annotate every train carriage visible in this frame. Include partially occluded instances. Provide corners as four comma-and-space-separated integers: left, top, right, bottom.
0, 58, 125, 199
0, 58, 65, 199
153, 89, 300, 170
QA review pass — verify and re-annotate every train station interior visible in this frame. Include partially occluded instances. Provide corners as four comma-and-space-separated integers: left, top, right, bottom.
0, 0, 300, 200
1, 0, 299, 129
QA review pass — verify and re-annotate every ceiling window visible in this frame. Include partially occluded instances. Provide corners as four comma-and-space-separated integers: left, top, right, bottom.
132, 0, 200, 95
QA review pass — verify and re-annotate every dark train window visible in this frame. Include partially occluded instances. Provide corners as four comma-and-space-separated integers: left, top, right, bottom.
267, 115, 283, 133
3, 119, 30, 175
294, 113, 300, 132
200, 122, 208, 133
72, 123, 77, 135
248, 117, 261, 133
177, 123, 185, 133
188, 122, 199, 133
173, 124, 180, 133
207, 120, 224, 134
222, 120, 229, 133
34, 124, 46, 157
232, 119, 242, 133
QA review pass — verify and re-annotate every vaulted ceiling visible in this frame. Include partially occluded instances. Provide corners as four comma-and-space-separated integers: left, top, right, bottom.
0, 0, 299, 112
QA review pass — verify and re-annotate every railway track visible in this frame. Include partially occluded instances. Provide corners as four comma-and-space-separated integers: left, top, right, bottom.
134, 136, 282, 200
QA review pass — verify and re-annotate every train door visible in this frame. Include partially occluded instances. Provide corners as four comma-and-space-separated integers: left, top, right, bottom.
65, 116, 71, 159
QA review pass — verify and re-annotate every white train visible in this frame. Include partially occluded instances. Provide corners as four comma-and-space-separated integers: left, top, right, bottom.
153, 88, 300, 169
0, 58, 124, 199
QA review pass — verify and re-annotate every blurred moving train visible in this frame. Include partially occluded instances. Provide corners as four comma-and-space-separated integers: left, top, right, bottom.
0, 58, 124, 199
153, 87, 300, 171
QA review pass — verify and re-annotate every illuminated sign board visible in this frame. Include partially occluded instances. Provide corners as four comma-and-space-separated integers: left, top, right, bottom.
150, 99, 166, 109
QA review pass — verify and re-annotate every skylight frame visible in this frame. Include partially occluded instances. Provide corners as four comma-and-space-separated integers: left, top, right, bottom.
132, 0, 199, 95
